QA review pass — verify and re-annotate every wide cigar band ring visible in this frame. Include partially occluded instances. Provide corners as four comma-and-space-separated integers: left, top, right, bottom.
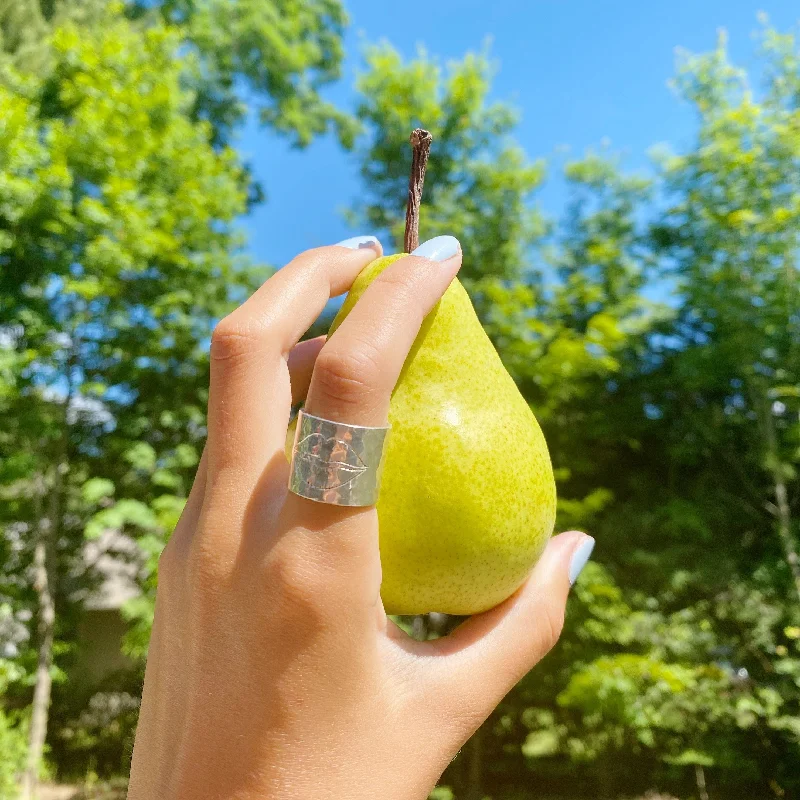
288, 410, 391, 507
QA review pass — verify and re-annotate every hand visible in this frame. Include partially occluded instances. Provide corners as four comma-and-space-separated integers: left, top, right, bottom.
127, 236, 594, 800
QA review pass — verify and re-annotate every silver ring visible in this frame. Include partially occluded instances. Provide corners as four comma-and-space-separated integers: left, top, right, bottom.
288, 410, 390, 506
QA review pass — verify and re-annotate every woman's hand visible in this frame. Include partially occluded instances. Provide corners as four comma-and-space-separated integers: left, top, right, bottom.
127, 236, 594, 800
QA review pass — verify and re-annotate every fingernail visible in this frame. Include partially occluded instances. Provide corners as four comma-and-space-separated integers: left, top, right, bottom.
568, 537, 595, 586
335, 235, 380, 250
411, 235, 461, 262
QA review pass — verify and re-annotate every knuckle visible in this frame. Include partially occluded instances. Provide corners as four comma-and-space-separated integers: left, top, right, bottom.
313, 346, 381, 407
210, 315, 250, 362
267, 548, 331, 623
157, 538, 180, 580
184, 518, 237, 590
156, 535, 190, 600
286, 246, 336, 278
210, 314, 272, 363
375, 264, 417, 295
302, 245, 334, 262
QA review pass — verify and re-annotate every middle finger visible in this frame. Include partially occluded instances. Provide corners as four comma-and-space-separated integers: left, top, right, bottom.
305, 236, 462, 428
279, 236, 462, 580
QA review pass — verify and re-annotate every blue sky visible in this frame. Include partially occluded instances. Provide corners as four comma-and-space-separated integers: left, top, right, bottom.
238, 0, 800, 268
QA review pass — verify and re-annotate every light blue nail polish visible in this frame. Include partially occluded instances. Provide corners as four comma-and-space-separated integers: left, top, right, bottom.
336, 235, 380, 250
411, 235, 460, 262
568, 537, 595, 585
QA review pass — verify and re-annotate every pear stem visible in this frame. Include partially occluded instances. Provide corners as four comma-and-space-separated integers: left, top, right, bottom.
403, 128, 433, 252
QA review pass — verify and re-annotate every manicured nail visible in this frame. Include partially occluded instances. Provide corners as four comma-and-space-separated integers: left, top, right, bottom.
335, 235, 380, 250
568, 537, 595, 585
412, 235, 460, 262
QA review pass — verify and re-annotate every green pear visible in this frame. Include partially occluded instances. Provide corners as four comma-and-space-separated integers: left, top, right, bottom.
308, 252, 557, 616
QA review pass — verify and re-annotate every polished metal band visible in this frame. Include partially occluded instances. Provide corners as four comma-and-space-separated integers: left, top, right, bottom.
288, 410, 390, 506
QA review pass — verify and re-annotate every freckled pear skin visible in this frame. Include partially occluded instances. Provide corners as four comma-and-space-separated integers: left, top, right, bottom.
326, 253, 557, 616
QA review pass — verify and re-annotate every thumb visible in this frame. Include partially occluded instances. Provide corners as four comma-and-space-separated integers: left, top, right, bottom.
418, 531, 594, 736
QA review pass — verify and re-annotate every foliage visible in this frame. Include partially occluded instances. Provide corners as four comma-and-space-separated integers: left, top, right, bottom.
1, 0, 358, 786
52, 688, 140, 779
0, 604, 29, 797
353, 43, 546, 286
2, 0, 357, 151
0, 1, 254, 786
515, 26, 800, 800
654, 26, 800, 604
0, 0, 108, 77
137, 0, 358, 148
0, 708, 26, 799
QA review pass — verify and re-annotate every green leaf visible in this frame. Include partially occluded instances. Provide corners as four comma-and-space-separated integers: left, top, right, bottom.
522, 729, 561, 758
81, 477, 115, 505
665, 749, 715, 767
124, 443, 157, 472
85, 499, 159, 539
152, 468, 182, 489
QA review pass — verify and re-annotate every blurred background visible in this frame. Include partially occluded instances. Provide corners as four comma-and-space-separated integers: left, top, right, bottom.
1, 1, 799, 798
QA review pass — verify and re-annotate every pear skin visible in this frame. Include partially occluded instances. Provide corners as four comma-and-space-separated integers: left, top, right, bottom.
296, 254, 556, 615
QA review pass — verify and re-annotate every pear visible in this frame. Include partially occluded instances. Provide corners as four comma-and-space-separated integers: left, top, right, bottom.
289, 129, 555, 615
293, 251, 556, 616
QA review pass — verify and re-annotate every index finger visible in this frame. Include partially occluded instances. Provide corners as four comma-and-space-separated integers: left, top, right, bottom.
207, 236, 382, 479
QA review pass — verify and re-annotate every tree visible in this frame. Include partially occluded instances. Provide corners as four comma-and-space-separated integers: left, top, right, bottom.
2, 0, 358, 150
513, 25, 800, 800
0, 6, 252, 794
450, 155, 661, 800
137, 0, 358, 149
0, 0, 109, 76
657, 26, 800, 605
352, 43, 546, 287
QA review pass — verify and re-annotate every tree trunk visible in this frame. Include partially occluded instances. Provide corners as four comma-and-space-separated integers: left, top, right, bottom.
463, 724, 484, 800
774, 475, 800, 604
694, 764, 709, 800
411, 614, 429, 641
20, 468, 61, 800
761, 394, 800, 605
